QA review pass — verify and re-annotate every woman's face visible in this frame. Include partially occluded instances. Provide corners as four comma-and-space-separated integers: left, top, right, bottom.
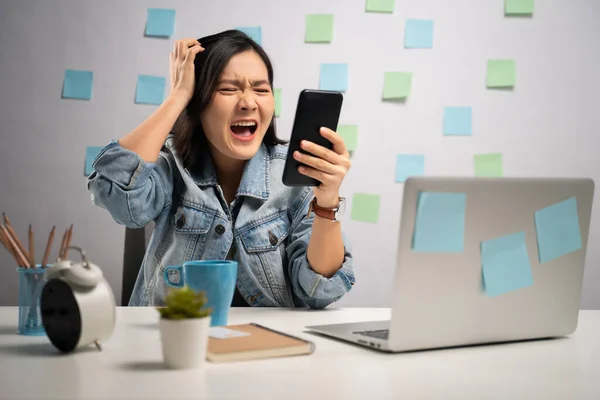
201, 50, 275, 162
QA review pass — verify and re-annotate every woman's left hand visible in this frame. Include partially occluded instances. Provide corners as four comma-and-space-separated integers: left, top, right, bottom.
293, 127, 351, 208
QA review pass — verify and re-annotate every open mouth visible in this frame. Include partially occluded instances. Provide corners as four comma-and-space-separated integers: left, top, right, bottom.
230, 121, 258, 138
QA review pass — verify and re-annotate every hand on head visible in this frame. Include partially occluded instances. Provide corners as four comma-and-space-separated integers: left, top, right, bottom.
169, 38, 204, 104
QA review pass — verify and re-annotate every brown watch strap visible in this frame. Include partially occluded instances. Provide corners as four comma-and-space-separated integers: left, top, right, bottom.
307, 198, 336, 220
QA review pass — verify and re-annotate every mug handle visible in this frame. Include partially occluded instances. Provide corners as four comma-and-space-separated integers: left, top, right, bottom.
163, 266, 184, 288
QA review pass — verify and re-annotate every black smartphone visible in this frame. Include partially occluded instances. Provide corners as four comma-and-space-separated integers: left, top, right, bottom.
282, 89, 343, 187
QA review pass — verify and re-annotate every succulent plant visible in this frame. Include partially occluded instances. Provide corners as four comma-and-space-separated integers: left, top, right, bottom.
156, 285, 212, 320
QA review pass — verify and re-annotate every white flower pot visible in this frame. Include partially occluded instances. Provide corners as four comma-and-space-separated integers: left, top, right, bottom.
159, 316, 211, 369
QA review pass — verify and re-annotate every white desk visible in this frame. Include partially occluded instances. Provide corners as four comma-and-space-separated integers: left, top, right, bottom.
0, 307, 599, 400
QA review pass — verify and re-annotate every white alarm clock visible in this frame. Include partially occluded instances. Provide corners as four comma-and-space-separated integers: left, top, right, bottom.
40, 246, 116, 353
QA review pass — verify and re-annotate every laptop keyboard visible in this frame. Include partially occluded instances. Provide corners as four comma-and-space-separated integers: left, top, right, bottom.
354, 329, 389, 340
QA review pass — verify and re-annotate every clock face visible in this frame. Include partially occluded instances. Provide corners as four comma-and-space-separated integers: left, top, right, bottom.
40, 279, 82, 353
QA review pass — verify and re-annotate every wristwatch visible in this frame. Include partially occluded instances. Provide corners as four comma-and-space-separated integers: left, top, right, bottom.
307, 197, 346, 222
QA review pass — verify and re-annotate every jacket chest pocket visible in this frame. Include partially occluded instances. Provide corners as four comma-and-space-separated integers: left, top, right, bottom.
156, 205, 215, 262
152, 205, 216, 306
239, 214, 294, 306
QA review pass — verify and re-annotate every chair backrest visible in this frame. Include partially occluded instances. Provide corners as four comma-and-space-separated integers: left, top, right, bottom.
121, 221, 155, 306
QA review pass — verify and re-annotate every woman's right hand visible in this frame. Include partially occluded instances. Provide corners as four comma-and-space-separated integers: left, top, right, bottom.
169, 38, 204, 105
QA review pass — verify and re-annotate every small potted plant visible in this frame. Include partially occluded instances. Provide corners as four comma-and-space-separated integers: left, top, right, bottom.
156, 285, 212, 369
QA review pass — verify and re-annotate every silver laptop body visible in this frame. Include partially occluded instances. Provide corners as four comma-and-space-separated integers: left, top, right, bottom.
306, 177, 594, 353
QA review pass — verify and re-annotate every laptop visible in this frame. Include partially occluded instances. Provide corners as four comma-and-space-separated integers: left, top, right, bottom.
306, 176, 595, 353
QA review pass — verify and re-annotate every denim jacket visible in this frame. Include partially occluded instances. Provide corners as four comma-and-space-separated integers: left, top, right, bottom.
86, 135, 355, 308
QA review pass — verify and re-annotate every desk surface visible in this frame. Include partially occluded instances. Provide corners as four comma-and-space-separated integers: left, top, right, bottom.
0, 307, 599, 400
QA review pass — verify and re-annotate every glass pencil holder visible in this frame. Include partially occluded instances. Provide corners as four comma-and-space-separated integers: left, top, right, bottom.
17, 266, 48, 336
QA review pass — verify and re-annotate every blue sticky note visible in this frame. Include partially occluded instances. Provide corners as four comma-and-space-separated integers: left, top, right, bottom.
412, 192, 467, 252
319, 63, 348, 92
236, 26, 262, 45
443, 107, 472, 136
84, 146, 103, 177
404, 19, 434, 49
145, 8, 176, 38
534, 197, 582, 263
62, 69, 93, 100
481, 232, 533, 296
135, 75, 166, 105
395, 154, 425, 183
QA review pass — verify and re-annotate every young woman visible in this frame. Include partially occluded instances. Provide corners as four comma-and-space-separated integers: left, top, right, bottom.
87, 30, 355, 308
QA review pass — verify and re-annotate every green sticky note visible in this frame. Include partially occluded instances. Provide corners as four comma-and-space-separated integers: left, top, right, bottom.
305, 14, 334, 43
412, 192, 467, 252
274, 88, 282, 117
351, 193, 380, 223
383, 72, 412, 99
366, 0, 395, 13
534, 197, 582, 263
487, 60, 516, 88
481, 232, 534, 297
337, 125, 358, 152
505, 0, 534, 15
474, 153, 503, 177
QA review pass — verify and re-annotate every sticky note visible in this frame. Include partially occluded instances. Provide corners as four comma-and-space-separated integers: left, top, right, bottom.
236, 26, 262, 45
395, 154, 425, 183
274, 88, 282, 117
320, 63, 348, 92
62, 69, 93, 100
487, 60, 516, 88
209, 327, 251, 339
383, 72, 412, 99
412, 192, 467, 252
505, 0, 534, 15
366, 0, 395, 13
534, 197, 582, 263
135, 75, 166, 105
351, 193, 381, 223
443, 107, 472, 136
481, 232, 534, 297
404, 19, 434, 49
474, 153, 503, 177
305, 14, 334, 43
145, 8, 176, 38
84, 146, 103, 177
337, 125, 358, 152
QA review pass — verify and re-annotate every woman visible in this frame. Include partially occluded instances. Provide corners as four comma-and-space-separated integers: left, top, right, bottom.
87, 30, 355, 308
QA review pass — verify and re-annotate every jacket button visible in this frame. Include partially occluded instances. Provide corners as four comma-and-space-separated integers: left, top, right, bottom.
176, 215, 185, 229
215, 224, 225, 235
269, 232, 278, 246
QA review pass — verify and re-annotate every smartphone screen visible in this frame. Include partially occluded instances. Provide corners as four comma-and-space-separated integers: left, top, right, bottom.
282, 89, 343, 187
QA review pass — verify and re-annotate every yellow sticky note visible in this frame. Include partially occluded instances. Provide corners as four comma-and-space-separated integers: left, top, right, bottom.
305, 14, 334, 43
274, 88, 282, 117
383, 72, 412, 99
474, 153, 503, 177
337, 125, 358, 152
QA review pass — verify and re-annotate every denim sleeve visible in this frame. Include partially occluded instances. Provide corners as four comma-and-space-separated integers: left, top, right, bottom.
286, 189, 356, 309
86, 140, 174, 228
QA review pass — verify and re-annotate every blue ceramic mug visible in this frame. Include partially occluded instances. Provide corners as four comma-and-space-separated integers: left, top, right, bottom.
163, 260, 238, 326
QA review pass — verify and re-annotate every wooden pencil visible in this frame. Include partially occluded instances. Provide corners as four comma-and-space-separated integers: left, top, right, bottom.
0, 225, 28, 268
0, 228, 20, 266
58, 228, 68, 259
41, 225, 55, 268
63, 224, 73, 259
2, 213, 30, 264
28, 224, 35, 268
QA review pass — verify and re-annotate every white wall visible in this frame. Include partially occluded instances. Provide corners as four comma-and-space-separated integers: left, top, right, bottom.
1, 0, 599, 308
